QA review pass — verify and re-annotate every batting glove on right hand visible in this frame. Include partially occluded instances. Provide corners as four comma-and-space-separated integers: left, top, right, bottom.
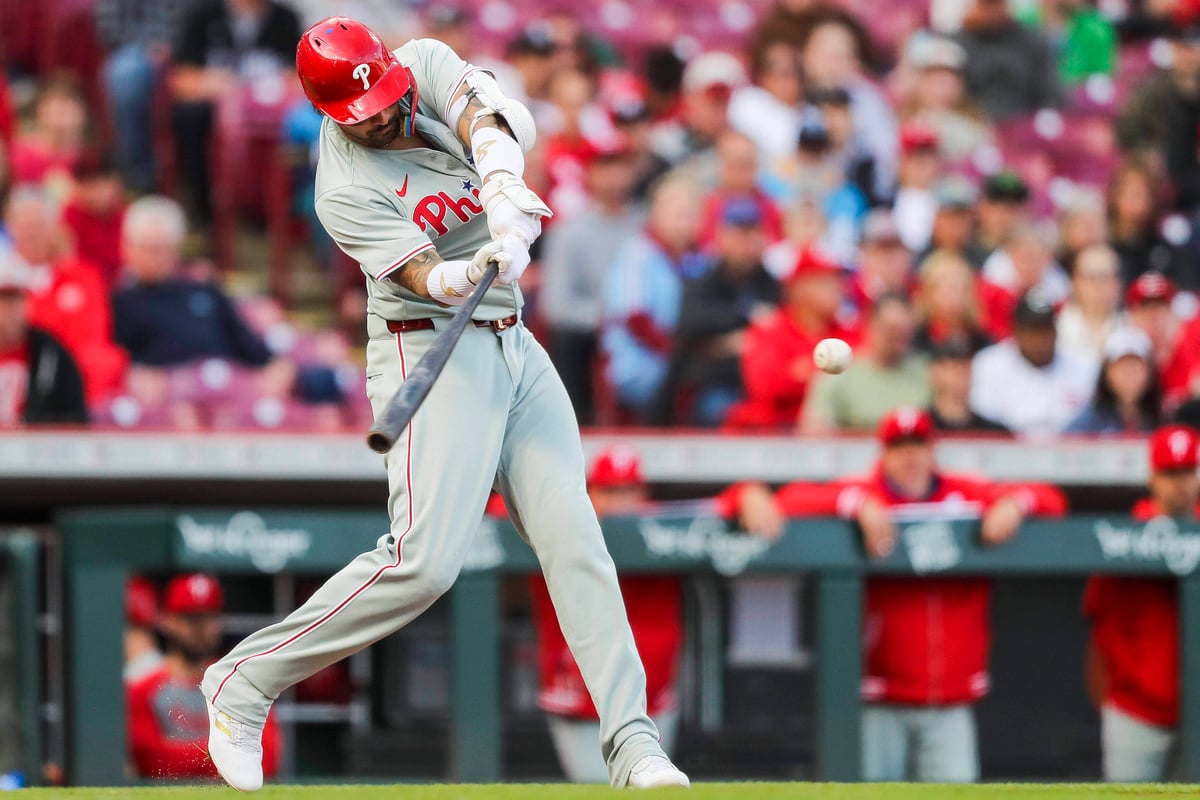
471, 234, 530, 286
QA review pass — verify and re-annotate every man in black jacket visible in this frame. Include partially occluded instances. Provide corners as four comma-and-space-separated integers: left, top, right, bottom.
0, 253, 88, 425
655, 199, 779, 426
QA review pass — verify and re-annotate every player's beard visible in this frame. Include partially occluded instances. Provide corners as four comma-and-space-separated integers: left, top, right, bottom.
164, 635, 218, 667
362, 107, 403, 148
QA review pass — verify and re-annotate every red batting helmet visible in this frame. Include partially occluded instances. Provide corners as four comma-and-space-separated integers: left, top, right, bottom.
296, 17, 419, 129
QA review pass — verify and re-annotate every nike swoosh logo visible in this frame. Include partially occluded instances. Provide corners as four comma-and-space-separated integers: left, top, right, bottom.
439, 273, 462, 297
396, 175, 409, 198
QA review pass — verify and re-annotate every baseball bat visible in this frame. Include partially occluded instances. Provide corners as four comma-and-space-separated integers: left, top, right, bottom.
366, 262, 500, 454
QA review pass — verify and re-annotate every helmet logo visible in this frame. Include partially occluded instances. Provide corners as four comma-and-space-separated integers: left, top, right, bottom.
353, 64, 372, 91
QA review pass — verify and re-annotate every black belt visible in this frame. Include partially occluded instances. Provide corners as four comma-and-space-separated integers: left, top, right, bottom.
386, 313, 518, 334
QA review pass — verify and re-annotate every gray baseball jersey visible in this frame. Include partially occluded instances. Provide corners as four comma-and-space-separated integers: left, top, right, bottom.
314, 38, 521, 322
202, 37, 667, 787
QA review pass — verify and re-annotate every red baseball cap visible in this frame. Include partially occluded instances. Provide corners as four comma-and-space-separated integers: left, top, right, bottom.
900, 123, 939, 154
126, 575, 159, 628
581, 131, 634, 162
878, 406, 935, 446
1150, 425, 1200, 472
162, 573, 224, 615
587, 445, 644, 488
787, 245, 842, 283
1125, 272, 1176, 308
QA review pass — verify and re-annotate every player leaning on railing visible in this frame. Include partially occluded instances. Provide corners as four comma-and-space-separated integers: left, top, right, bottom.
199, 17, 689, 791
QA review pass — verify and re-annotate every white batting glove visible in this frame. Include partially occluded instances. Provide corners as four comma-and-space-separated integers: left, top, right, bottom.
477, 234, 530, 286
478, 173, 553, 247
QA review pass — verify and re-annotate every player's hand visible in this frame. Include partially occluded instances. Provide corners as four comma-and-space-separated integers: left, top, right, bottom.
479, 173, 552, 246
857, 498, 896, 559
981, 495, 1024, 545
469, 235, 530, 286
737, 483, 784, 541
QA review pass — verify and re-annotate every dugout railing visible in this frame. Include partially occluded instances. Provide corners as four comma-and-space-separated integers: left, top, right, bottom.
51, 507, 1200, 786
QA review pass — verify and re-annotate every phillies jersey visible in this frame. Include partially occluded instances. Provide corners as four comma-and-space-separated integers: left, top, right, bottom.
314, 38, 521, 322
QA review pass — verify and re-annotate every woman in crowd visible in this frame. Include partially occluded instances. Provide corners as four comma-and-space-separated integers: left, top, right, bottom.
1106, 159, 1191, 289
911, 249, 992, 354
1066, 326, 1163, 434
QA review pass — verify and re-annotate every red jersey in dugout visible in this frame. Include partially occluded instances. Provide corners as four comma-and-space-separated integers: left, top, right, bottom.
1083, 498, 1196, 728
127, 665, 281, 780
777, 471, 1067, 706
487, 488, 746, 720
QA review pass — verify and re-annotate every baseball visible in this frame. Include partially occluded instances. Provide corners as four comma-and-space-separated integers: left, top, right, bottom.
813, 338, 853, 374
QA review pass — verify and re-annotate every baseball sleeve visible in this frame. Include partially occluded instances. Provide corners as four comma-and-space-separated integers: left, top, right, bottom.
402, 38, 486, 127
315, 185, 436, 282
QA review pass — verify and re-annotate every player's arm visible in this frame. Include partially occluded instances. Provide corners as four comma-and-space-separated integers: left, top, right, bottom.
392, 242, 521, 305
443, 72, 552, 246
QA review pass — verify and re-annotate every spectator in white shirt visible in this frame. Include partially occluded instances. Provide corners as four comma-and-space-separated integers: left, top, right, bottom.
1056, 243, 1125, 369
970, 290, 1098, 436
730, 41, 804, 159
892, 124, 944, 253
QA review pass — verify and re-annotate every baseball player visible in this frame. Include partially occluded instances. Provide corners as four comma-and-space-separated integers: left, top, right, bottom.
1084, 424, 1200, 781
776, 407, 1067, 781
200, 17, 689, 790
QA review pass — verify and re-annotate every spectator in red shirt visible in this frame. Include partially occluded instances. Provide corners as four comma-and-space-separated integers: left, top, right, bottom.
777, 406, 1066, 781
0, 250, 87, 425
733, 244, 858, 429
697, 130, 785, 250
507, 446, 781, 782
127, 574, 281, 781
1124, 273, 1194, 407
61, 152, 128, 288
1085, 424, 1200, 781
7, 186, 127, 403
8, 77, 89, 195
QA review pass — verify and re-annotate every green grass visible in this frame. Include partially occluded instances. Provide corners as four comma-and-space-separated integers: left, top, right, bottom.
11, 784, 1200, 799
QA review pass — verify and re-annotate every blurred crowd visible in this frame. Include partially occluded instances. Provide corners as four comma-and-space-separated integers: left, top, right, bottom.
2, 0, 1200, 434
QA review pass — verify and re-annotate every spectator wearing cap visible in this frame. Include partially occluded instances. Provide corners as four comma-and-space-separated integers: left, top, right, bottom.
848, 210, 912, 319
1105, 160, 1192, 289
127, 574, 282, 780
730, 41, 804, 159
697, 131, 785, 250
897, 33, 992, 163
800, 16, 899, 200
1116, 14, 1200, 212
972, 171, 1031, 259
661, 200, 780, 426
649, 52, 748, 182
125, 576, 163, 683
801, 292, 930, 433
601, 174, 707, 419
1056, 243, 1125, 368
7, 186, 127, 404
927, 339, 1009, 433
734, 245, 858, 429
113, 196, 272, 370
496, 446, 781, 782
1084, 424, 1200, 781
955, 0, 1063, 121
892, 124, 944, 253
0, 252, 87, 425
979, 223, 1071, 340
1066, 326, 1163, 434
596, 70, 669, 202
970, 290, 1097, 435
1124, 273, 1194, 405
912, 250, 993, 356
922, 177, 988, 268
776, 406, 1066, 781
541, 136, 642, 424
61, 152, 129, 287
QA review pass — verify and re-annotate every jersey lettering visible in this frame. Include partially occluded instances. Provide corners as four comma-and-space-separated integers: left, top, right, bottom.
413, 190, 484, 236
353, 64, 372, 91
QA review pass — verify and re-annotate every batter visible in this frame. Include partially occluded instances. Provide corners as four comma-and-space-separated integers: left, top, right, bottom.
200, 17, 689, 791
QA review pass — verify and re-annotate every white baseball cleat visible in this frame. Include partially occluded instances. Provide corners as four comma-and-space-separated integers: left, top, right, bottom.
207, 703, 265, 792
627, 755, 691, 789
